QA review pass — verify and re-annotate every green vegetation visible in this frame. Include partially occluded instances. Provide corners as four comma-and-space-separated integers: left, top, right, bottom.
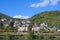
0, 11, 60, 40
39, 29, 47, 33
1, 10, 60, 27
27, 22, 34, 40
30, 10, 60, 27
0, 13, 13, 19
0, 33, 60, 40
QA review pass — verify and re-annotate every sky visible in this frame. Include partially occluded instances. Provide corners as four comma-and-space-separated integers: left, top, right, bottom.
0, 0, 60, 19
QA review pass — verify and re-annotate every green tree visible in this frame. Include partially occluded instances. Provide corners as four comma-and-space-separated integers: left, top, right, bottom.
39, 29, 46, 33
27, 22, 34, 40
10, 20, 14, 27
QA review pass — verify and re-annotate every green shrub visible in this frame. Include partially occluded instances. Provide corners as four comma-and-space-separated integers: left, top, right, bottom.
39, 29, 47, 33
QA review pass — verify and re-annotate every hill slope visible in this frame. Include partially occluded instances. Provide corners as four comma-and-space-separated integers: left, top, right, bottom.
0, 13, 13, 19
30, 10, 60, 26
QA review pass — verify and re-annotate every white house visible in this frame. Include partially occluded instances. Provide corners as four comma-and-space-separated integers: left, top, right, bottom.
40, 22, 48, 27
13, 21, 21, 27
18, 27, 28, 32
56, 27, 60, 32
3, 20, 11, 28
31, 22, 40, 31
32, 26, 40, 31
1, 18, 6, 21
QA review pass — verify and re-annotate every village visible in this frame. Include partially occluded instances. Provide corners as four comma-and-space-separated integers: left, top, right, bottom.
0, 18, 60, 33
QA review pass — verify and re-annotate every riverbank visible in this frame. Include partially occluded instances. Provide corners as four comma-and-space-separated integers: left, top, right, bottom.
0, 32, 60, 40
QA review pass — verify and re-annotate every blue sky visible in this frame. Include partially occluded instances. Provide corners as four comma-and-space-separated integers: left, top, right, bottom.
0, 0, 60, 19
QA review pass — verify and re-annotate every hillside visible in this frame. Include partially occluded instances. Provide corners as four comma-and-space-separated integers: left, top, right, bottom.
30, 10, 60, 26
0, 13, 13, 19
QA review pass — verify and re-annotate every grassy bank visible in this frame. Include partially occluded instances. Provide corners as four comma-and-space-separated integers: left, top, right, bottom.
0, 32, 60, 40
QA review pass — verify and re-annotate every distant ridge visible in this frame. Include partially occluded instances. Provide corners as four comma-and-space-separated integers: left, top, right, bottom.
1, 10, 60, 26
0, 13, 13, 19
30, 10, 60, 26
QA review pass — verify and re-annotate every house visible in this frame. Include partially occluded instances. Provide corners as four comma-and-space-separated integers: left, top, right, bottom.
48, 26, 56, 31
40, 23, 57, 32
40, 22, 48, 27
56, 27, 60, 31
22, 20, 30, 27
18, 26, 28, 32
3, 22, 10, 28
40, 22, 57, 31
17, 20, 30, 32
40, 22, 48, 30
18, 23, 28, 32
3, 19, 11, 28
32, 26, 40, 31
13, 20, 21, 27
1, 18, 6, 21
32, 22, 40, 31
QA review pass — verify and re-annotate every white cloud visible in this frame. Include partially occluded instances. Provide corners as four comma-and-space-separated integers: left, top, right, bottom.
13, 15, 29, 19
30, 0, 49, 8
30, 0, 59, 8
50, 0, 59, 6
